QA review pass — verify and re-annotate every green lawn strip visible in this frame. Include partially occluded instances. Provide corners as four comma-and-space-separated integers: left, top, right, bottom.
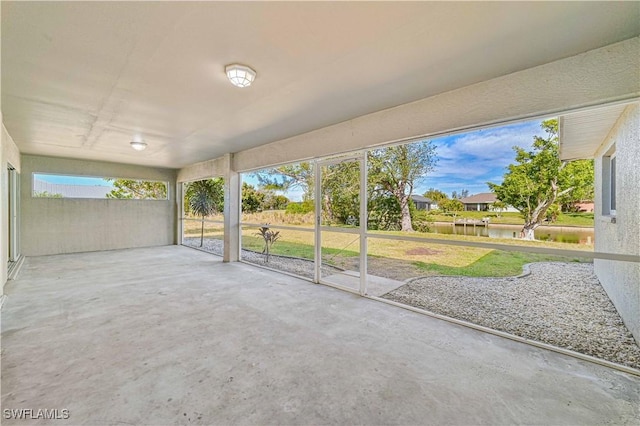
241, 228, 593, 278
241, 236, 359, 261
413, 250, 589, 277
552, 212, 595, 227
368, 229, 593, 251
428, 211, 593, 227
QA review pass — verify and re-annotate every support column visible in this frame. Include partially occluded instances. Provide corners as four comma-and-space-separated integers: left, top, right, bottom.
175, 181, 184, 246
223, 153, 240, 262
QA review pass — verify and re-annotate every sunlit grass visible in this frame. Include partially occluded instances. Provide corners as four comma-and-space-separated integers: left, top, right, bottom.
179, 213, 595, 278
413, 250, 587, 277
429, 211, 594, 227
237, 224, 592, 277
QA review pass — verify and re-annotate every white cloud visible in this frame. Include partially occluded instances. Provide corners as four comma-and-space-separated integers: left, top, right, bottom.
435, 121, 543, 162
419, 119, 548, 194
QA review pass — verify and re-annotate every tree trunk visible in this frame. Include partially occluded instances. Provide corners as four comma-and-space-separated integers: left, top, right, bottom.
200, 216, 205, 247
399, 194, 414, 232
521, 223, 538, 240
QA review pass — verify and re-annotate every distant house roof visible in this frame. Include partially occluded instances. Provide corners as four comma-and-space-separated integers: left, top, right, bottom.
410, 195, 434, 203
459, 193, 497, 204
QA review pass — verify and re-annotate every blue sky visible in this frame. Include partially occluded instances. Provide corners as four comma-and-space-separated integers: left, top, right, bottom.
420, 119, 545, 196
35, 174, 113, 187
245, 118, 546, 201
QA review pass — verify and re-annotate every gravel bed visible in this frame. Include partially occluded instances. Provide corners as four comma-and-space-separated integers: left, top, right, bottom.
183, 238, 340, 279
383, 262, 640, 369
183, 238, 640, 369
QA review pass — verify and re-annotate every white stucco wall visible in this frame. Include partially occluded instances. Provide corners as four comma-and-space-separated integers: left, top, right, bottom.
593, 104, 640, 343
177, 156, 226, 183
1, 123, 22, 292
178, 37, 640, 179
21, 155, 177, 256
233, 37, 639, 172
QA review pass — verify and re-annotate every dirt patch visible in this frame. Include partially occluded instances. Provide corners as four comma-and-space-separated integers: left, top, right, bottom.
325, 256, 426, 281
404, 247, 442, 256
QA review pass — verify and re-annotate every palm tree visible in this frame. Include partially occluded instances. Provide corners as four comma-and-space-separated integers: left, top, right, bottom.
255, 226, 280, 262
186, 179, 224, 247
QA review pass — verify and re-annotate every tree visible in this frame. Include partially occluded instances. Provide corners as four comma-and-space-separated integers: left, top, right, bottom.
367, 194, 402, 230
106, 179, 167, 199
488, 119, 594, 240
491, 200, 507, 217
285, 200, 314, 215
255, 140, 437, 232
440, 199, 463, 215
545, 203, 561, 223
185, 179, 224, 247
255, 161, 357, 223
262, 191, 289, 210
242, 182, 265, 213
320, 161, 361, 225
368, 141, 437, 231
423, 188, 448, 205
450, 189, 468, 199
254, 163, 314, 200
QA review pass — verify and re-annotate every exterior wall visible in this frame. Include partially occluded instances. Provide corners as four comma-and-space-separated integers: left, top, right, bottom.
230, 38, 639, 172
177, 156, 226, 183
20, 155, 177, 256
575, 201, 594, 213
593, 104, 640, 343
414, 202, 428, 211
180, 38, 638, 190
464, 203, 489, 212
1, 122, 22, 292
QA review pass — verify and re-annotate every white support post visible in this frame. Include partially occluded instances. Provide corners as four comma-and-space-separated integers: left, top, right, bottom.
223, 154, 240, 262
176, 181, 184, 246
314, 162, 322, 283
359, 154, 367, 296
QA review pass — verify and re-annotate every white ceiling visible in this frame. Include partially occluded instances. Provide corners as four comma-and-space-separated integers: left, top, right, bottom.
2, 2, 639, 169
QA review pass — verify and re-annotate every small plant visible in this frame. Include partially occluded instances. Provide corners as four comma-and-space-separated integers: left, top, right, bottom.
256, 225, 281, 262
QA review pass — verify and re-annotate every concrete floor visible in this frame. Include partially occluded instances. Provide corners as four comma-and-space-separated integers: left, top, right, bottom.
1, 246, 638, 425
322, 271, 405, 296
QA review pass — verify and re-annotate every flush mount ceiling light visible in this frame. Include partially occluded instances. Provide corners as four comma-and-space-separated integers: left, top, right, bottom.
130, 140, 147, 151
225, 64, 256, 88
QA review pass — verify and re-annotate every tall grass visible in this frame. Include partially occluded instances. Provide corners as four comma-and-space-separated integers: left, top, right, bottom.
242, 210, 314, 226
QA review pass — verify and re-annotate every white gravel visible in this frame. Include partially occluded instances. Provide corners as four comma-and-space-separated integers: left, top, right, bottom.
184, 238, 640, 370
383, 262, 640, 369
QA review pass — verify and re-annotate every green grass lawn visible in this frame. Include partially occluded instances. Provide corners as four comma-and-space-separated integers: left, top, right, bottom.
413, 250, 587, 277
242, 235, 359, 261
428, 211, 594, 227
241, 229, 591, 278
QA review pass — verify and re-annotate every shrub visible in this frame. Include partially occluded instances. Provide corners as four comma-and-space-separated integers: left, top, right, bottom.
285, 200, 314, 215
411, 210, 433, 233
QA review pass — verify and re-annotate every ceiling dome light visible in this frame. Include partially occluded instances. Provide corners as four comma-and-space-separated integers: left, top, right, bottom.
225, 64, 256, 88
130, 141, 147, 151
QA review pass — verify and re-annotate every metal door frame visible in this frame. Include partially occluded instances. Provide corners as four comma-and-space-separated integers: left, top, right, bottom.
314, 153, 367, 295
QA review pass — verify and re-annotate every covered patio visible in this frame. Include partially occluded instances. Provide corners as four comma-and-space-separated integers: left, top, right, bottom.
2, 246, 638, 425
2, 2, 640, 424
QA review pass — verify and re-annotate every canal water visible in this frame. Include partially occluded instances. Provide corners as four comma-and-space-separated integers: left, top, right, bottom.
431, 222, 594, 244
